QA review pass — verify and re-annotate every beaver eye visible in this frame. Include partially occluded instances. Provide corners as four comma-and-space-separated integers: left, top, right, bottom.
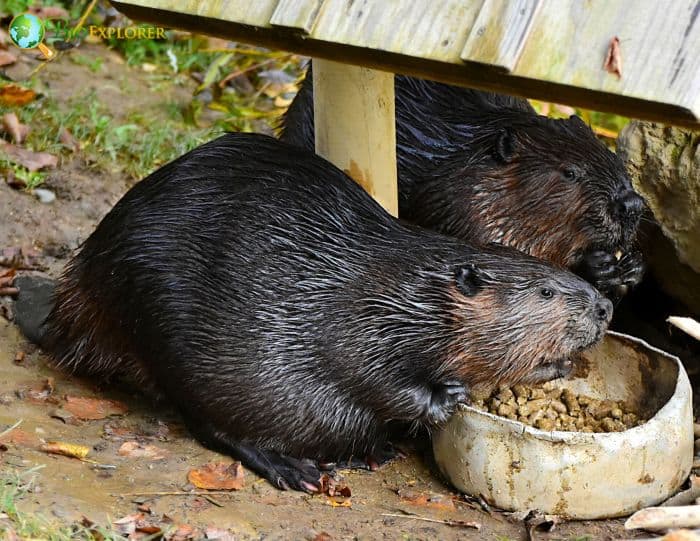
562, 166, 578, 181
540, 287, 554, 299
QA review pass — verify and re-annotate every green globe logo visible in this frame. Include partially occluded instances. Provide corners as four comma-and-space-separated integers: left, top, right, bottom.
9, 13, 45, 49
9, 13, 53, 58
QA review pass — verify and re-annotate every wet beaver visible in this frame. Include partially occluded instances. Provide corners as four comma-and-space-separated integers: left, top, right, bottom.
280, 65, 645, 298
42, 133, 612, 491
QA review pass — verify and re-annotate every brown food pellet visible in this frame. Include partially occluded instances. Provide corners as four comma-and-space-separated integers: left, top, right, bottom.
476, 383, 645, 433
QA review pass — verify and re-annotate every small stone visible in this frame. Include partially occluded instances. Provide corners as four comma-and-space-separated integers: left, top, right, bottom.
33, 188, 56, 204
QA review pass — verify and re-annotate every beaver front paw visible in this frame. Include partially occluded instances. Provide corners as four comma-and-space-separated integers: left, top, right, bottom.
575, 249, 645, 299
425, 381, 468, 426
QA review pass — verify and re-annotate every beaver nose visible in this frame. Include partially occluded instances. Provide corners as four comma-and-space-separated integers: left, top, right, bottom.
595, 298, 613, 323
615, 190, 645, 219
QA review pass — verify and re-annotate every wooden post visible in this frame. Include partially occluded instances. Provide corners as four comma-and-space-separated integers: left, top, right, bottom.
312, 59, 398, 217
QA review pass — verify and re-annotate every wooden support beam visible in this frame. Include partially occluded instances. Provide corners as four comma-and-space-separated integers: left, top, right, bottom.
312, 60, 398, 216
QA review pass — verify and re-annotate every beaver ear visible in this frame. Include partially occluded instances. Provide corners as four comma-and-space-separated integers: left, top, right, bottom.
455, 264, 482, 297
494, 129, 516, 163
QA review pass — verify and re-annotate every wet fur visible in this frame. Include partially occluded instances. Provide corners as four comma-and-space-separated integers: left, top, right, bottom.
44, 133, 610, 489
280, 65, 644, 292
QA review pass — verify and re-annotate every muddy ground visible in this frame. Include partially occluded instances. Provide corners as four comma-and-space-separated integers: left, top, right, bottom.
0, 43, 650, 540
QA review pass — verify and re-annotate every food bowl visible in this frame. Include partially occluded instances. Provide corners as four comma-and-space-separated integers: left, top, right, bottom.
432, 332, 693, 519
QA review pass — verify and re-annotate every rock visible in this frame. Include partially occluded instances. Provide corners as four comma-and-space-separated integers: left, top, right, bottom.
33, 188, 56, 204
617, 122, 700, 315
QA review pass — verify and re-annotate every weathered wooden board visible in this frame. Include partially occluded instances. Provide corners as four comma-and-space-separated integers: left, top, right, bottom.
461, 0, 542, 71
311, 0, 483, 63
110, 0, 700, 125
270, 0, 324, 33
514, 1, 700, 112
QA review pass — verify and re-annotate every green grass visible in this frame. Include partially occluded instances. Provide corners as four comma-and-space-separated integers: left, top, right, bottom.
0, 89, 218, 180
0, 466, 120, 540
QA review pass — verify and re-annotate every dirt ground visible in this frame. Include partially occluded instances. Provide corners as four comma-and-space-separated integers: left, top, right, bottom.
0, 44, 649, 540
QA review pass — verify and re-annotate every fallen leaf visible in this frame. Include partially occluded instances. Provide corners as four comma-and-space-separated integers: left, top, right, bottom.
0, 50, 17, 67
118, 441, 168, 460
64, 396, 128, 420
167, 524, 197, 541
603, 36, 623, 78
26, 377, 55, 402
312, 533, 332, 541
41, 441, 90, 460
398, 489, 455, 511
0, 142, 57, 171
13, 351, 25, 365
325, 497, 351, 508
112, 512, 144, 536
0, 428, 39, 448
187, 462, 245, 490
59, 127, 79, 152
0, 84, 37, 106
1, 113, 29, 144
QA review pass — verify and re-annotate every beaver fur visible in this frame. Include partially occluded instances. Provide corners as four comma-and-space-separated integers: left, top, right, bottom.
43, 133, 612, 491
279, 65, 645, 298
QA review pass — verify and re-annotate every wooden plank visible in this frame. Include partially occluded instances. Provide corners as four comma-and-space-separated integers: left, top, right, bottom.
461, 0, 542, 72
311, 0, 484, 63
114, 0, 278, 26
110, 0, 700, 126
313, 60, 398, 216
270, 0, 324, 33
513, 0, 700, 113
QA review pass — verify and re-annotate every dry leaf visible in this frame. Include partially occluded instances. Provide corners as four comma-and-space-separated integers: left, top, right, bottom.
26, 377, 55, 402
325, 497, 351, 508
2, 113, 29, 144
0, 84, 37, 106
0, 50, 17, 67
0, 428, 39, 448
167, 524, 197, 541
0, 142, 57, 171
187, 462, 245, 490
603, 36, 622, 78
64, 395, 128, 420
59, 127, 80, 152
41, 441, 90, 459
112, 513, 144, 536
398, 489, 456, 511
311, 533, 332, 541
118, 441, 168, 460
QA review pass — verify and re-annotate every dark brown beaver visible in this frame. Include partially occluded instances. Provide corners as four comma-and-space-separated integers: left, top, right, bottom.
42, 133, 612, 492
279, 65, 645, 298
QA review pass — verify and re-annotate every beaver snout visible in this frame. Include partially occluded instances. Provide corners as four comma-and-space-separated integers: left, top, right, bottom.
593, 297, 613, 324
612, 189, 645, 221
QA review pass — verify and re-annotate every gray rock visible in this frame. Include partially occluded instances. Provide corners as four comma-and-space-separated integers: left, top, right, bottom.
617, 122, 700, 315
33, 188, 56, 204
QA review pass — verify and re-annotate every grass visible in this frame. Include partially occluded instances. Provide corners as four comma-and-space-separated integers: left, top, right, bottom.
0, 466, 126, 540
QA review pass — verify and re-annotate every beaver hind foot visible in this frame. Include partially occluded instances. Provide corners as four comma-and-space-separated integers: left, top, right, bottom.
187, 420, 323, 493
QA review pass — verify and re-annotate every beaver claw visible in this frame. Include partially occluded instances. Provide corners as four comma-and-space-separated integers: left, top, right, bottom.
575, 248, 644, 299
425, 380, 468, 426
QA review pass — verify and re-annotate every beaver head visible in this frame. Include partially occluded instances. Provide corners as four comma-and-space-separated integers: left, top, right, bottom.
407, 113, 644, 270
443, 244, 612, 391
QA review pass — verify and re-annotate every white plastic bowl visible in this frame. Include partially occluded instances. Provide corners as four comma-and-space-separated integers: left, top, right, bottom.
433, 332, 693, 519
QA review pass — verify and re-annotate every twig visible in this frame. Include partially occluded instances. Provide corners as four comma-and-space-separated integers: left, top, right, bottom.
381, 513, 480, 530
113, 491, 238, 497
218, 56, 290, 88
0, 419, 22, 439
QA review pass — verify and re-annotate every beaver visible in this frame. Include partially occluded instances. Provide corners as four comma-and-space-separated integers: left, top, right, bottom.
279, 65, 645, 299
42, 133, 612, 492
